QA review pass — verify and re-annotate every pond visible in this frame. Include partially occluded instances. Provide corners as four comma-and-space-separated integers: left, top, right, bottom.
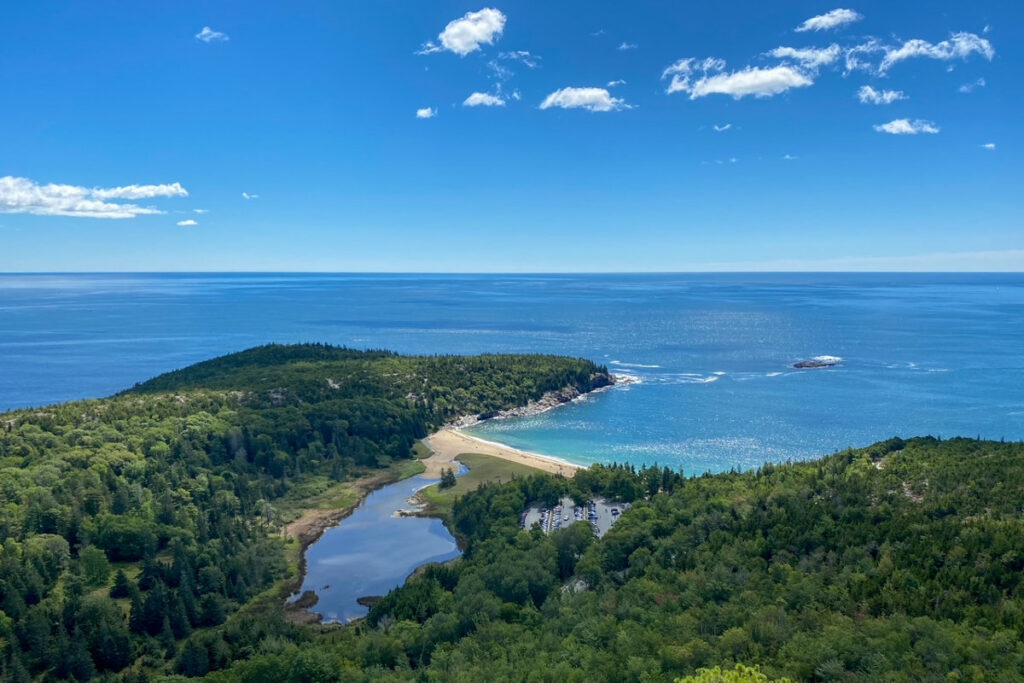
289, 473, 462, 623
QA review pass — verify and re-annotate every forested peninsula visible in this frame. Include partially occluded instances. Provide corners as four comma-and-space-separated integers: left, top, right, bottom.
1, 345, 1022, 681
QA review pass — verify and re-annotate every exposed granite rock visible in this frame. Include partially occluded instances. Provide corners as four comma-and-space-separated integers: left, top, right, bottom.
450, 372, 622, 428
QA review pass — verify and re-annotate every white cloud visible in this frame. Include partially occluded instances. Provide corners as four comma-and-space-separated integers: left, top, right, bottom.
843, 39, 885, 73
981, 142, 996, 150
713, 123, 731, 132
607, 79, 626, 87
768, 44, 841, 69
663, 58, 812, 99
193, 208, 208, 214
196, 27, 229, 43
857, 85, 907, 104
782, 154, 798, 160
498, 50, 540, 68
618, 42, 637, 51
873, 118, 939, 135
486, 60, 513, 80
795, 8, 863, 33
463, 92, 505, 107
540, 87, 630, 112
879, 32, 993, 73
241, 192, 260, 199
844, 32, 994, 75
958, 77, 986, 93
418, 8, 506, 56
415, 107, 436, 119
91, 182, 188, 200
0, 176, 187, 219
177, 219, 198, 227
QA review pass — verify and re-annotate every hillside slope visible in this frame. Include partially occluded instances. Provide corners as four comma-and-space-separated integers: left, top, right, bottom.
0, 345, 608, 681
200, 437, 1024, 682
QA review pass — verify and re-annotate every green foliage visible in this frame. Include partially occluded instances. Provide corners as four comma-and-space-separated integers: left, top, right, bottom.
678, 663, 794, 682
0, 344, 604, 680
203, 437, 1024, 682
438, 468, 457, 489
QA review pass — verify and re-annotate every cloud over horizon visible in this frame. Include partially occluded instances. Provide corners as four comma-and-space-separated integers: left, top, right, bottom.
0, 176, 187, 218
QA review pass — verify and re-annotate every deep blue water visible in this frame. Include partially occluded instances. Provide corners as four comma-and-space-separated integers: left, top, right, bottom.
1, 273, 1022, 473
291, 475, 460, 623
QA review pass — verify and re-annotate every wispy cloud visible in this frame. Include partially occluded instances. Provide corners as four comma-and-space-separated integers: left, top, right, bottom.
879, 32, 993, 73
857, 85, 907, 104
0, 176, 187, 218
195, 26, 229, 43
844, 32, 993, 75
782, 154, 798, 160
617, 42, 637, 51
663, 58, 812, 99
193, 208, 208, 214
958, 77, 986, 93
463, 92, 505, 107
795, 8, 863, 33
873, 118, 939, 135
981, 142, 996, 150
607, 79, 626, 87
498, 50, 540, 68
487, 51, 540, 82
540, 87, 631, 112
177, 219, 198, 227
713, 123, 731, 132
418, 8, 506, 56
415, 107, 436, 119
768, 45, 841, 69
241, 192, 260, 199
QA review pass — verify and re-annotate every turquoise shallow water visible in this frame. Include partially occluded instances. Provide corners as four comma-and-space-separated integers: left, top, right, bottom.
1, 273, 1022, 473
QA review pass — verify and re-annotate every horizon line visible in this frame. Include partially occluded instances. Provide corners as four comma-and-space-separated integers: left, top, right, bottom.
1, 270, 1023, 276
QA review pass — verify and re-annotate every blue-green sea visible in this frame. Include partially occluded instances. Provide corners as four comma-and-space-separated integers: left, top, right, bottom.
2, 273, 1022, 474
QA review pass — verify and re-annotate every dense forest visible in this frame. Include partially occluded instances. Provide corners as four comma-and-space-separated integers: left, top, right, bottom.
2, 345, 1022, 681
0, 345, 609, 681
188, 437, 1024, 682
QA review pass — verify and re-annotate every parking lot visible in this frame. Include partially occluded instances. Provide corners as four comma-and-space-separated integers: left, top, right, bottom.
520, 496, 630, 538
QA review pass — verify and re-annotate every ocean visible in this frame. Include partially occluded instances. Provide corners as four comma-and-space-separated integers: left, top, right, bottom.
1, 273, 1022, 473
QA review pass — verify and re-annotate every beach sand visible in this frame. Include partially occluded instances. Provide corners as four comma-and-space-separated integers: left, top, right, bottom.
422, 428, 580, 478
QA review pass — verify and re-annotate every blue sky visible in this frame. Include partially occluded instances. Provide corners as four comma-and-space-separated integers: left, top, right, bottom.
0, 1, 1019, 272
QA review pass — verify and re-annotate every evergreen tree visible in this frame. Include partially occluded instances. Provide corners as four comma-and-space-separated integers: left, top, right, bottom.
110, 569, 132, 599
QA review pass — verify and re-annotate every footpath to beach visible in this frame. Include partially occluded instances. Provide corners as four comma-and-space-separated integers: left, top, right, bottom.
422, 428, 581, 478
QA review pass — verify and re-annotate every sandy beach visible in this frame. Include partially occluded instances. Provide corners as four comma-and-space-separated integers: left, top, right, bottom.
422, 428, 581, 478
